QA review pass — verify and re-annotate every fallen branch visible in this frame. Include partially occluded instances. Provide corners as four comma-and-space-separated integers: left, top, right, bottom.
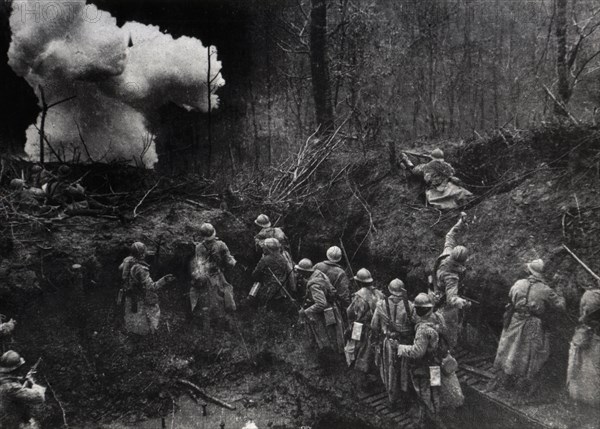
459, 364, 494, 379
542, 84, 580, 125
44, 376, 69, 428
562, 244, 600, 281
175, 379, 236, 410
133, 180, 160, 218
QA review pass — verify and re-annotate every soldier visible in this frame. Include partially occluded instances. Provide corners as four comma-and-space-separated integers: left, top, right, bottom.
0, 318, 16, 353
251, 238, 294, 309
490, 259, 566, 402
432, 212, 470, 350
119, 241, 175, 335
371, 279, 415, 409
567, 280, 600, 406
400, 148, 472, 209
190, 223, 237, 318
345, 268, 385, 389
397, 293, 464, 429
0, 351, 46, 429
254, 214, 296, 293
296, 258, 345, 364
314, 246, 352, 311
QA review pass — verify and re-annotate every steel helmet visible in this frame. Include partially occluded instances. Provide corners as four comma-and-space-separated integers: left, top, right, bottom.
263, 238, 281, 253
388, 278, 406, 296
31, 165, 43, 173
0, 350, 25, 373
130, 242, 147, 259
450, 245, 468, 263
254, 214, 271, 228
527, 259, 544, 277
9, 178, 25, 190
326, 246, 342, 263
431, 148, 444, 159
199, 223, 216, 240
58, 165, 71, 177
354, 268, 373, 283
413, 293, 434, 308
295, 258, 314, 272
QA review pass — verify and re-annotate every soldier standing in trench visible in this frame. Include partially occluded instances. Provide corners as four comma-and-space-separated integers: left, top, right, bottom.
345, 268, 385, 391
432, 212, 471, 351
314, 246, 352, 322
250, 238, 293, 310
296, 258, 345, 367
190, 223, 237, 324
489, 258, 566, 403
371, 279, 415, 410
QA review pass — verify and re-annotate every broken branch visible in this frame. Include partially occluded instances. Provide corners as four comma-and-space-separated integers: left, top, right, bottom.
175, 379, 236, 410
562, 244, 600, 281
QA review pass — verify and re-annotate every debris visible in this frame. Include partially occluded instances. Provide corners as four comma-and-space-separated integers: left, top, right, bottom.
175, 379, 236, 410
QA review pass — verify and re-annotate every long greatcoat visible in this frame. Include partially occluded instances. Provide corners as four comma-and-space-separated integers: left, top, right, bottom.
414, 159, 472, 209
302, 270, 345, 354
494, 274, 565, 380
251, 251, 292, 305
120, 256, 164, 335
371, 294, 415, 405
345, 286, 385, 372
313, 261, 351, 309
255, 227, 297, 293
190, 237, 237, 315
567, 288, 600, 406
397, 312, 464, 416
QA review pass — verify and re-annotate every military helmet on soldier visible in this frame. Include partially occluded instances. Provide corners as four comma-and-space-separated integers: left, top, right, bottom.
527, 258, 544, 277
431, 148, 444, 159
58, 165, 71, 177
131, 242, 146, 259
414, 293, 434, 308
254, 214, 271, 228
263, 238, 281, 254
326, 246, 342, 263
295, 258, 314, 272
354, 268, 373, 284
450, 245, 468, 263
199, 223, 216, 240
0, 350, 25, 373
388, 278, 405, 296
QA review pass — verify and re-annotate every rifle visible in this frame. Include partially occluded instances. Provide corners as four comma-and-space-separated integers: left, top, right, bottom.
23, 357, 42, 387
563, 245, 600, 281
339, 239, 356, 289
267, 267, 297, 306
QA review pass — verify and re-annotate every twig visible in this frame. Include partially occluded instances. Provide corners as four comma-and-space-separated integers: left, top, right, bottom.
562, 244, 600, 281
175, 379, 236, 410
44, 376, 69, 428
133, 180, 160, 218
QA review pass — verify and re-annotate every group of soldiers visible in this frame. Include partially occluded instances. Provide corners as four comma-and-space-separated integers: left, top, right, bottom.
114, 209, 600, 428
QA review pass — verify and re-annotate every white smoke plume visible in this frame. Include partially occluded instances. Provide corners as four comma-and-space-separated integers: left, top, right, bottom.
8, 0, 225, 168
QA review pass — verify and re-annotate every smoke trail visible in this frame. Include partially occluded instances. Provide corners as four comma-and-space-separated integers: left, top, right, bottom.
8, 0, 225, 168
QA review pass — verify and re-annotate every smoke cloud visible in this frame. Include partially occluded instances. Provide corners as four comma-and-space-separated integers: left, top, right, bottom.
8, 0, 225, 167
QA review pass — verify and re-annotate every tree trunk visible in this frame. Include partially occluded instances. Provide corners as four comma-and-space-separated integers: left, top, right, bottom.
555, 0, 570, 117
309, 0, 334, 134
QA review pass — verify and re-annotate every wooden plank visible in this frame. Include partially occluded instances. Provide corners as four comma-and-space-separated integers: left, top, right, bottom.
460, 363, 495, 379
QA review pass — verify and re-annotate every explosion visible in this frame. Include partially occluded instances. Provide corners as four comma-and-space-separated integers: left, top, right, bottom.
8, 0, 225, 167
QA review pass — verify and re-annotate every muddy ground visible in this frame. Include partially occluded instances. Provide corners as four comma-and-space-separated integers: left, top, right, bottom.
1, 124, 600, 428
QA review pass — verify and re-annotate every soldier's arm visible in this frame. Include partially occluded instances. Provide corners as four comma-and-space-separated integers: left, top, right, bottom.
397, 326, 430, 359
10, 383, 46, 404
305, 284, 328, 316
219, 242, 237, 268
251, 258, 266, 281
547, 288, 566, 311
370, 303, 383, 332
442, 217, 465, 255
132, 265, 161, 291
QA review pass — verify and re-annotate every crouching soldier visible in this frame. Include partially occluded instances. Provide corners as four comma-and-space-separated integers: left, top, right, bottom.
491, 258, 565, 402
190, 223, 237, 320
397, 293, 464, 429
119, 242, 175, 335
400, 148, 472, 209
371, 279, 414, 410
296, 259, 345, 366
345, 268, 384, 389
0, 351, 46, 429
251, 238, 294, 310
567, 281, 600, 407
